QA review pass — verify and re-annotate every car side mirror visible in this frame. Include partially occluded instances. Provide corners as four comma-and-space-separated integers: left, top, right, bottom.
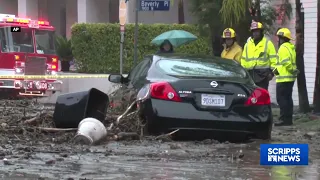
108, 74, 123, 83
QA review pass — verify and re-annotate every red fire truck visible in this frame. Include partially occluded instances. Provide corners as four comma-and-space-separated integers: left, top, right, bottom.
0, 14, 62, 97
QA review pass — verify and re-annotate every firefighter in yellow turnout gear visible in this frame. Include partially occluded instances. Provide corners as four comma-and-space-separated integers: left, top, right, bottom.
273, 28, 298, 126
221, 28, 243, 63
241, 22, 277, 90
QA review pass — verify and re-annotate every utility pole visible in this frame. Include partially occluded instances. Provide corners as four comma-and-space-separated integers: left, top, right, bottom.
314, 0, 320, 112
133, 0, 139, 66
295, 0, 310, 113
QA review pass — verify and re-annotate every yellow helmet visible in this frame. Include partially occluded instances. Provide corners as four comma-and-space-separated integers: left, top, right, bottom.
277, 28, 293, 40
222, 28, 236, 38
250, 21, 263, 30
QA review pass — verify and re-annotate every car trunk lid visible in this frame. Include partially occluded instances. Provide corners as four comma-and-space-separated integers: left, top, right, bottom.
169, 78, 250, 111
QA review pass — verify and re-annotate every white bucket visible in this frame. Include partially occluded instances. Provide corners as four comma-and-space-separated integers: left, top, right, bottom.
74, 117, 107, 145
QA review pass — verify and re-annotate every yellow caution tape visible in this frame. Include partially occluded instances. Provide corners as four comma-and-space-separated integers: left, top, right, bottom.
0, 74, 109, 79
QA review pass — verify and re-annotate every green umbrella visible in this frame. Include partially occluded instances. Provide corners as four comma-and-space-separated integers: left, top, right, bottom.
151, 30, 198, 47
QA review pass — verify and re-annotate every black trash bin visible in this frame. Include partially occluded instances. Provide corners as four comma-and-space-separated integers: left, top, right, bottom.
53, 88, 109, 128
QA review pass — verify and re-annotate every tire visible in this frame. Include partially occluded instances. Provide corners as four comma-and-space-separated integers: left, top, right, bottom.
142, 116, 161, 136
257, 127, 272, 140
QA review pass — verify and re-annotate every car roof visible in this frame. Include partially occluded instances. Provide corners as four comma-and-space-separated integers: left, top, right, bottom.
149, 53, 237, 65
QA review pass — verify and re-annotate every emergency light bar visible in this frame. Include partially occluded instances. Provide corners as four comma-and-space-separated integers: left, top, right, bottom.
0, 14, 16, 19
0, 14, 50, 26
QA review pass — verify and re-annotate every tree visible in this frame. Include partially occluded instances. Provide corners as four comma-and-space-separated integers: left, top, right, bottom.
295, 0, 311, 113
189, 0, 224, 55
314, 0, 320, 113
190, 0, 292, 52
219, 0, 250, 26
219, 0, 291, 32
178, 0, 185, 24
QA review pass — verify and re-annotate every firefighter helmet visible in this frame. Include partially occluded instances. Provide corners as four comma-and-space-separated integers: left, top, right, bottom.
277, 28, 293, 40
222, 28, 236, 38
250, 21, 263, 30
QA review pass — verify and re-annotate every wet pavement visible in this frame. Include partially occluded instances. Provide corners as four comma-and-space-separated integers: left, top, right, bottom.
1, 126, 320, 180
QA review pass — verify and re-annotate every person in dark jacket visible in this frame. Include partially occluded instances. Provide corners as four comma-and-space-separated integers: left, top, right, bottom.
157, 40, 174, 53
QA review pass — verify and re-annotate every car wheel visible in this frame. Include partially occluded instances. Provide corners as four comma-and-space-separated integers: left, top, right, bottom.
142, 116, 160, 136
257, 127, 272, 140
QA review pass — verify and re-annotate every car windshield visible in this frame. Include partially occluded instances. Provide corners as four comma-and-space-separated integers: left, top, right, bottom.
0, 27, 34, 53
35, 29, 55, 54
156, 58, 248, 79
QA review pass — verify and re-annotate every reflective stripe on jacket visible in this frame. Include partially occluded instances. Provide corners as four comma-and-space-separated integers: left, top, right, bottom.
221, 42, 243, 63
240, 36, 277, 70
274, 42, 297, 83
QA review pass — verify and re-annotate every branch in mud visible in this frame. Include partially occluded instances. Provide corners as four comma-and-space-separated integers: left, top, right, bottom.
155, 129, 180, 141
24, 112, 53, 125
4, 126, 77, 133
107, 100, 138, 131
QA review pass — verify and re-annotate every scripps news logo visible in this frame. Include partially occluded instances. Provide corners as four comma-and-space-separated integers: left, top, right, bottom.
260, 144, 309, 165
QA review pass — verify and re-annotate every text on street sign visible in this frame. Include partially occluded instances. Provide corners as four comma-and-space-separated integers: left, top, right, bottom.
139, 0, 170, 11
119, 0, 127, 25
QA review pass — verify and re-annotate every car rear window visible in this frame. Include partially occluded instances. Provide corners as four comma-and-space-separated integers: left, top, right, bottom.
156, 59, 248, 78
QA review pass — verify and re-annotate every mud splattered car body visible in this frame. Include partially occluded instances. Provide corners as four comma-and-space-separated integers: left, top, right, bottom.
108, 54, 273, 140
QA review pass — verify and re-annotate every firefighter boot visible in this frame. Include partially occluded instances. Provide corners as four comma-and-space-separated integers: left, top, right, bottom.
274, 118, 293, 126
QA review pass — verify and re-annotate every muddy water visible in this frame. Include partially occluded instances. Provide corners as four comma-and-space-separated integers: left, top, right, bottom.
0, 127, 319, 180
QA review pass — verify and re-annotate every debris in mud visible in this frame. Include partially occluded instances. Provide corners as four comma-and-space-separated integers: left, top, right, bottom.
60, 153, 68, 158
0, 101, 76, 144
303, 132, 318, 139
45, 159, 56, 165
106, 87, 145, 136
154, 129, 179, 142
116, 132, 140, 140
237, 149, 244, 159
3, 158, 13, 165
73, 118, 107, 145
169, 143, 182, 149
0, 90, 145, 144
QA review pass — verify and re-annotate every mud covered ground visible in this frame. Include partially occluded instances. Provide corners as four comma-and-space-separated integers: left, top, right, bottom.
0, 100, 320, 180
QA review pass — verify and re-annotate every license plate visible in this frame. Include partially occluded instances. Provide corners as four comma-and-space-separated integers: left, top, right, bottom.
39, 82, 48, 90
201, 94, 225, 107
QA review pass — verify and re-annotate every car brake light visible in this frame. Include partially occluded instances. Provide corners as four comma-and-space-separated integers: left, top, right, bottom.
52, 57, 57, 63
150, 82, 181, 102
245, 87, 271, 105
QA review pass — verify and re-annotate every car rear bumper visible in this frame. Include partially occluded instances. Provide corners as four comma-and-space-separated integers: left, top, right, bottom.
141, 99, 273, 134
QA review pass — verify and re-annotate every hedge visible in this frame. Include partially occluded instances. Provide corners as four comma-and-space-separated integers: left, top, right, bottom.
71, 23, 212, 73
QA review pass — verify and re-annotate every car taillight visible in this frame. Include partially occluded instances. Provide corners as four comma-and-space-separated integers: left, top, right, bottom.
150, 82, 181, 102
245, 87, 271, 105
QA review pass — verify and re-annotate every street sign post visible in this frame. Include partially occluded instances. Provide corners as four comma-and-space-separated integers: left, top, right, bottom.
139, 0, 170, 11
119, 0, 127, 74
